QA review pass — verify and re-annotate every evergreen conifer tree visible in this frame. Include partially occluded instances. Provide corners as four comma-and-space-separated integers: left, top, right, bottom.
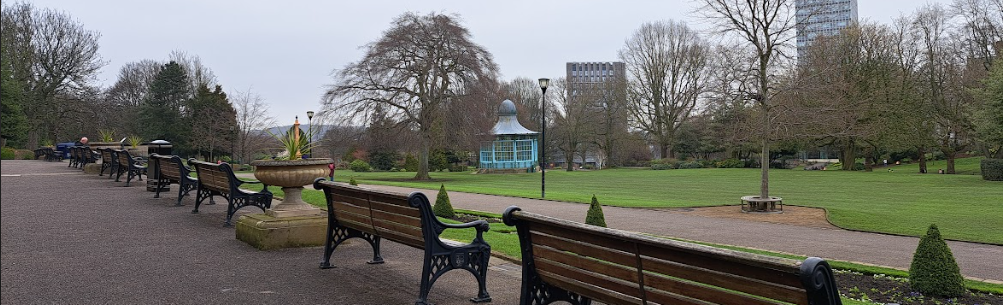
139, 61, 191, 150
909, 224, 966, 297
585, 195, 607, 227
433, 184, 455, 218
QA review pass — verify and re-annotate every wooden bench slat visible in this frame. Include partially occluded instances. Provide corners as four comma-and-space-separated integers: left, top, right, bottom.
370, 209, 423, 228
330, 193, 371, 208
640, 254, 809, 305
372, 219, 423, 240
638, 243, 804, 288
375, 229, 425, 249
643, 272, 794, 305
529, 230, 637, 267
642, 288, 717, 305
533, 245, 638, 284
529, 219, 637, 252
336, 218, 379, 236
332, 201, 372, 220
535, 267, 644, 305
369, 199, 420, 218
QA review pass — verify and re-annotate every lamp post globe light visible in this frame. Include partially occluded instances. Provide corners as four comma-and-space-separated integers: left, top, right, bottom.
538, 78, 549, 198
306, 110, 315, 158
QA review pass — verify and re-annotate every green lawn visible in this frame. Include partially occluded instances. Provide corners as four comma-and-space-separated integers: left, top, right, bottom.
326, 157, 1001, 244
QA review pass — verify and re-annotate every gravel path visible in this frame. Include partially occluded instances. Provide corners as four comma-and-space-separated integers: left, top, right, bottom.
1, 160, 523, 304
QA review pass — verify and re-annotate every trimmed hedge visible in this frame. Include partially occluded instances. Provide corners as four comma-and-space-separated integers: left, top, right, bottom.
585, 195, 607, 227
981, 158, 1003, 181
0, 147, 15, 160
909, 224, 966, 297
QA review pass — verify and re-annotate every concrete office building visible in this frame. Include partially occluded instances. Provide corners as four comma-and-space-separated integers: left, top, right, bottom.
564, 62, 628, 168
796, 0, 858, 61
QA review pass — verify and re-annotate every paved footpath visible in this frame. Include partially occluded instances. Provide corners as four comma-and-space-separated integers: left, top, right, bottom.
1, 161, 524, 304
355, 184, 1003, 283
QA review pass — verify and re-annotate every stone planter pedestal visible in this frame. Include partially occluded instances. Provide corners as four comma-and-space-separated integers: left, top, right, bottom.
235, 158, 333, 250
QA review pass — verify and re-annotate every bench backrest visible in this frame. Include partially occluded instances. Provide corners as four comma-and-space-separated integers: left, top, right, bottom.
115, 149, 135, 167
314, 181, 426, 249
502, 207, 841, 305
150, 154, 187, 181
190, 159, 235, 195
100, 148, 113, 163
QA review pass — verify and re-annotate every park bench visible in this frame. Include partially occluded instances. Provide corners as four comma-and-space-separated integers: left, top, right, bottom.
312, 179, 492, 305
98, 148, 115, 177
113, 149, 147, 186
68, 146, 97, 169
68, 147, 80, 168
39, 147, 61, 162
189, 160, 272, 226
33, 148, 45, 160
502, 206, 842, 305
150, 154, 199, 206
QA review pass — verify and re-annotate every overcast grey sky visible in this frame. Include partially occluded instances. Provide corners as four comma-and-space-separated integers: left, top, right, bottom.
26, 0, 949, 125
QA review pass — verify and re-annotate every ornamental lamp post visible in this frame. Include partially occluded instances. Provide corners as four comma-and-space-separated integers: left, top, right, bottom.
306, 110, 315, 158
538, 78, 549, 199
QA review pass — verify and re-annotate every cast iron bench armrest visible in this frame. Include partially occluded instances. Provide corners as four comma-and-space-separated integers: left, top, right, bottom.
438, 219, 489, 241
235, 178, 262, 185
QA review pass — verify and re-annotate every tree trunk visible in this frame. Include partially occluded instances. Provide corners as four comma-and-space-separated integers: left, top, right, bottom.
864, 147, 874, 172
659, 143, 669, 160
760, 106, 770, 199
841, 144, 856, 171
945, 151, 956, 174
414, 134, 431, 180
565, 150, 575, 171
917, 146, 928, 173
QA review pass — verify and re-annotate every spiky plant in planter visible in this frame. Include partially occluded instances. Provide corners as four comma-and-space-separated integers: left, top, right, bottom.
349, 177, 358, 186
585, 195, 607, 227
909, 224, 966, 297
433, 184, 455, 218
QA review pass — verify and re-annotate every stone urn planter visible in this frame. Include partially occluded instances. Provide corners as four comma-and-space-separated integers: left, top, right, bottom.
250, 158, 333, 217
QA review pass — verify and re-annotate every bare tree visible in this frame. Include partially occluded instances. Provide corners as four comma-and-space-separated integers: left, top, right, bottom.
619, 20, 711, 159
591, 76, 629, 168
951, 0, 1002, 70
170, 50, 218, 93
232, 88, 275, 163
698, 0, 797, 199
322, 12, 498, 180
548, 78, 596, 171
102, 59, 162, 135
913, 4, 978, 174
703, 43, 759, 159
791, 23, 907, 170
1, 2, 104, 147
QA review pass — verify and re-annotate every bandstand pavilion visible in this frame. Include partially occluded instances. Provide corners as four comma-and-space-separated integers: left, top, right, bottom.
479, 100, 538, 171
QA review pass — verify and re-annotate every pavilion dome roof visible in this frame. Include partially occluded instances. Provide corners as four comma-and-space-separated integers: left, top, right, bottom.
490, 100, 538, 135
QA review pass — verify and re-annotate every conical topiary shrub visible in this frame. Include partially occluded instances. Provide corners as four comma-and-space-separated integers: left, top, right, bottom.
349, 177, 358, 186
433, 184, 455, 218
909, 224, 966, 297
585, 195, 607, 227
